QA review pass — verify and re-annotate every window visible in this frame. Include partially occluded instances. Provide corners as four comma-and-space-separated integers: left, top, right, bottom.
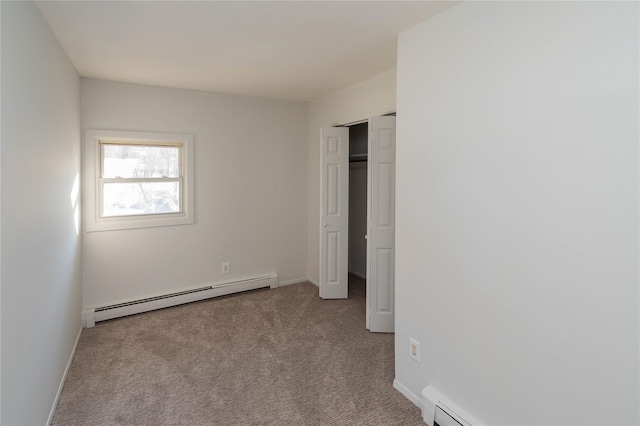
85, 130, 194, 232
100, 142, 182, 217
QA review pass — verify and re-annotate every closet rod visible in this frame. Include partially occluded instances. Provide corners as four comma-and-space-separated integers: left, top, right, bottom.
349, 153, 368, 163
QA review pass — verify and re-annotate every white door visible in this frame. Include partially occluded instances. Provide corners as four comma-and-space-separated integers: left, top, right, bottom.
320, 127, 349, 299
367, 116, 396, 332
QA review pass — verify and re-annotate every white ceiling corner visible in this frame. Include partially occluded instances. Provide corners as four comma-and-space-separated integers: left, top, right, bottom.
36, 1, 459, 102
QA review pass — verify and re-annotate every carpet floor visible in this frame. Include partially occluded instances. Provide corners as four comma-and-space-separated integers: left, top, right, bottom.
52, 276, 423, 425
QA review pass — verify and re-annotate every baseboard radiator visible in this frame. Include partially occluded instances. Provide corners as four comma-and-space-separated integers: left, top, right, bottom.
422, 386, 481, 426
83, 273, 278, 328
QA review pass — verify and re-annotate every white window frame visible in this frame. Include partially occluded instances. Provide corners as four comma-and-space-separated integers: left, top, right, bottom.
84, 130, 194, 232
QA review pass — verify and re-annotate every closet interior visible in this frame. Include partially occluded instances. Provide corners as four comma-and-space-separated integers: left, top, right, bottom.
348, 122, 368, 281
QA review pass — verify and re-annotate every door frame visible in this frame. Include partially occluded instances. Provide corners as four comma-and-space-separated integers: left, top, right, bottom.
319, 112, 396, 332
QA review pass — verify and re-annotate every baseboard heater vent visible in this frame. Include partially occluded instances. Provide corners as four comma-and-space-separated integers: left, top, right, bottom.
83, 273, 278, 328
422, 386, 482, 426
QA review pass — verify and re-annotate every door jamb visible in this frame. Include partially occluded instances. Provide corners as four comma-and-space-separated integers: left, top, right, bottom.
319, 110, 396, 331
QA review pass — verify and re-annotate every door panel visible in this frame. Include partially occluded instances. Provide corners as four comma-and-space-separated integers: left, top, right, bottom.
326, 231, 339, 284
377, 163, 394, 227
327, 164, 341, 215
320, 127, 349, 299
368, 116, 396, 332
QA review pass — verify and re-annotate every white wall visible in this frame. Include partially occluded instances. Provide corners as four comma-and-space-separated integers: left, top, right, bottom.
307, 70, 396, 284
1, 2, 82, 424
0, 3, 3, 422
395, 2, 639, 425
81, 79, 308, 308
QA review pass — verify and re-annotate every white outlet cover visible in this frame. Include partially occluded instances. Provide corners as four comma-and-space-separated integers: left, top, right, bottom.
409, 338, 421, 362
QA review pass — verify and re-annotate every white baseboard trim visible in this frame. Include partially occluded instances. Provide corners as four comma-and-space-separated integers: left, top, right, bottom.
393, 379, 423, 411
307, 277, 319, 287
279, 277, 309, 287
47, 325, 82, 426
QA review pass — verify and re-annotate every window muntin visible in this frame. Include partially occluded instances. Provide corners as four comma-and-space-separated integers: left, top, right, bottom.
99, 141, 184, 218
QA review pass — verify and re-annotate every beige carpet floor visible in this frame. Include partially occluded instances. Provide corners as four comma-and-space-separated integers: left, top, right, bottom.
52, 276, 424, 425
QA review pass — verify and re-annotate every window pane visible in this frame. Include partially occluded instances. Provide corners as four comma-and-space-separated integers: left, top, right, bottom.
102, 144, 180, 178
103, 182, 180, 217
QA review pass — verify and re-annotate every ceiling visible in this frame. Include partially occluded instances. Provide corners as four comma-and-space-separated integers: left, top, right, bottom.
36, 1, 458, 102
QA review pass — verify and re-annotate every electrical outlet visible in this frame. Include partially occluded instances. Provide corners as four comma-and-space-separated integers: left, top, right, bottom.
222, 262, 230, 274
409, 338, 421, 362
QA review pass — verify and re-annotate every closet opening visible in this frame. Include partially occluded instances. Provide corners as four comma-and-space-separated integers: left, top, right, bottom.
320, 113, 395, 332
348, 122, 369, 296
